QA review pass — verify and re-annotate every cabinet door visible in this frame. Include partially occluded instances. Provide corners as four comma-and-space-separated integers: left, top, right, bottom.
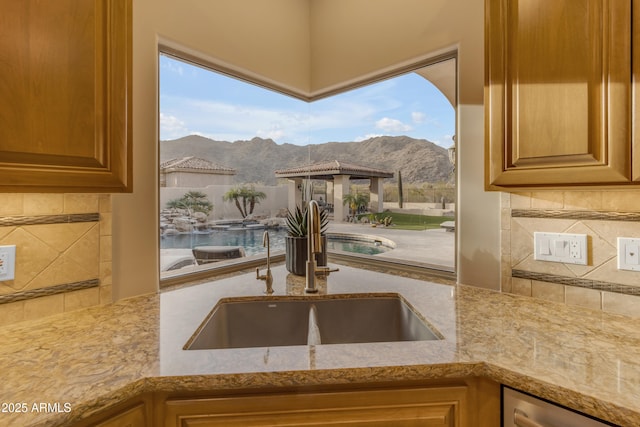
95, 403, 147, 427
163, 386, 468, 427
485, 0, 632, 188
0, 0, 132, 192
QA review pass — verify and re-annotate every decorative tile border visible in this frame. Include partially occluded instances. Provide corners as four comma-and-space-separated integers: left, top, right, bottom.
0, 213, 100, 227
0, 279, 100, 305
511, 209, 640, 221
512, 270, 640, 296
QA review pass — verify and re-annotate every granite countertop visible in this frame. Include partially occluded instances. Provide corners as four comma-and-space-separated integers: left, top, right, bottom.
0, 264, 639, 426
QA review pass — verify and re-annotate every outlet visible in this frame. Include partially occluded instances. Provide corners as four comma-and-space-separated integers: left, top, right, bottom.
0, 245, 16, 281
534, 232, 588, 265
569, 240, 581, 259
617, 237, 640, 272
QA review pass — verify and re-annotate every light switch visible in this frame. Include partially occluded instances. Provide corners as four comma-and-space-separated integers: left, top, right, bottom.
555, 240, 568, 257
539, 237, 551, 255
534, 232, 588, 265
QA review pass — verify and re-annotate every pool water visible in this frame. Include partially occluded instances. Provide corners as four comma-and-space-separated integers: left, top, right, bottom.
161, 228, 392, 256
161, 227, 288, 257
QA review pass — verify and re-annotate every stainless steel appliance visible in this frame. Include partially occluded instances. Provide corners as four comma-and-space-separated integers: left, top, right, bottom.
502, 387, 613, 427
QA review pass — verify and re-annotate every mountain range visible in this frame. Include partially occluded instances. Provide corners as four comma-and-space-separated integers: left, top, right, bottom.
160, 135, 454, 186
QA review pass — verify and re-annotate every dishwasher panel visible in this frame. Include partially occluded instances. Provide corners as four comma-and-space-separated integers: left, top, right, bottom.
502, 387, 613, 427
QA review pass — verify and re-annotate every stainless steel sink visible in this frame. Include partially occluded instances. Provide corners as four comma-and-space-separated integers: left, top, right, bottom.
185, 294, 441, 350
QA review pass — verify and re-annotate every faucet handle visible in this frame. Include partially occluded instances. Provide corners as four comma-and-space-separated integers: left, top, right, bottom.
315, 266, 339, 276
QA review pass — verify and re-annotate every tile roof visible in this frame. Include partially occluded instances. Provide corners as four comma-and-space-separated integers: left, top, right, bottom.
160, 157, 236, 174
274, 160, 394, 179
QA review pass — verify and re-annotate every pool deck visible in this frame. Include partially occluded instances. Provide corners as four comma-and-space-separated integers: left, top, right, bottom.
326, 222, 454, 271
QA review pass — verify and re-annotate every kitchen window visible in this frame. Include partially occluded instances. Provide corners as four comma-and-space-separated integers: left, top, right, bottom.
158, 51, 457, 285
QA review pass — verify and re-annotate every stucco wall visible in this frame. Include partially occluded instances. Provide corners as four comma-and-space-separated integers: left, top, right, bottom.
162, 172, 234, 188
160, 185, 288, 220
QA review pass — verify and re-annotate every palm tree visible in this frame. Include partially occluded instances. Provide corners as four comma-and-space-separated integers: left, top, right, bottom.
223, 186, 267, 218
223, 186, 247, 218
247, 187, 267, 215
342, 192, 369, 218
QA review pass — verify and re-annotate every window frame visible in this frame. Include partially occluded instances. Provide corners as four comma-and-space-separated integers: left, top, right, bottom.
157, 47, 458, 288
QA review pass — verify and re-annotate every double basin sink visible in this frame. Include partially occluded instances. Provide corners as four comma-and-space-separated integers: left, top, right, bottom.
185, 293, 441, 350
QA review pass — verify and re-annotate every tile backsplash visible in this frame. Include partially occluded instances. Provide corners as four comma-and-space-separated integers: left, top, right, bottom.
501, 190, 640, 317
0, 194, 111, 326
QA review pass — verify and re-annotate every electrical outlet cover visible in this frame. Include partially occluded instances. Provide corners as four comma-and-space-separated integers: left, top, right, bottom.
534, 232, 587, 265
617, 237, 640, 271
0, 245, 16, 281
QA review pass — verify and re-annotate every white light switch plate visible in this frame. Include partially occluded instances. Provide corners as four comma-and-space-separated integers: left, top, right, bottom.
617, 237, 640, 271
534, 232, 588, 265
0, 245, 16, 281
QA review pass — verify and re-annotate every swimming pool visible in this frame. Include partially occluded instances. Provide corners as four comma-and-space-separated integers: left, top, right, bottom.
326, 233, 394, 255
160, 227, 394, 256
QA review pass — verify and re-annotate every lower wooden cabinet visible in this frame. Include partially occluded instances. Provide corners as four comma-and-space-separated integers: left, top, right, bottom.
94, 403, 147, 427
161, 380, 499, 427
70, 378, 499, 426
72, 394, 153, 427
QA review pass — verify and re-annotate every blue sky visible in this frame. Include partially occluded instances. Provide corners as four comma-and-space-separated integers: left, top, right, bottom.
159, 54, 455, 148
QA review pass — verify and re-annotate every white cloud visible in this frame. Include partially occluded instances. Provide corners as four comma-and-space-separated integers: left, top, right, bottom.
160, 85, 440, 144
354, 133, 383, 142
160, 59, 184, 76
256, 126, 286, 141
412, 111, 427, 123
375, 117, 412, 133
412, 111, 442, 127
431, 134, 455, 148
159, 113, 189, 140
307, 98, 377, 131
163, 97, 298, 142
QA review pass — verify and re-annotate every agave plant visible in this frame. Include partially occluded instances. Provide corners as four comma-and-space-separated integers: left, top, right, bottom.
285, 205, 329, 237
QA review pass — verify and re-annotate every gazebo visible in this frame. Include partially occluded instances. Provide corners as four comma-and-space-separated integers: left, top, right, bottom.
274, 160, 394, 222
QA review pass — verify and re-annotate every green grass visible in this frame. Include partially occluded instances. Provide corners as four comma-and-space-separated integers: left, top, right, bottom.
357, 212, 454, 231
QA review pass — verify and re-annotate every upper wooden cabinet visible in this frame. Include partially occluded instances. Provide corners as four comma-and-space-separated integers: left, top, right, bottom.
485, 0, 637, 189
0, 0, 132, 192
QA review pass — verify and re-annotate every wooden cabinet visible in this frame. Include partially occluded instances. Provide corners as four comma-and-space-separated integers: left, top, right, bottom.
94, 403, 147, 427
0, 0, 132, 192
485, 0, 639, 189
161, 381, 500, 427
73, 395, 152, 427
68, 379, 499, 426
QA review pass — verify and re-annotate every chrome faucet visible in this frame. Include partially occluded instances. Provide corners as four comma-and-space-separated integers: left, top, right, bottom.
256, 230, 273, 294
305, 200, 338, 293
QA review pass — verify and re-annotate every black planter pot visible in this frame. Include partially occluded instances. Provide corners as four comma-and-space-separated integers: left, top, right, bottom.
285, 235, 328, 276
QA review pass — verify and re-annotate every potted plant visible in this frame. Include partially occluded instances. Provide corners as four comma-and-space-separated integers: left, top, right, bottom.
285, 205, 329, 275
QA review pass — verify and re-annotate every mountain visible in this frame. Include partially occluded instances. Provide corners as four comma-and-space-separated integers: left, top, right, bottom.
160, 135, 453, 185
